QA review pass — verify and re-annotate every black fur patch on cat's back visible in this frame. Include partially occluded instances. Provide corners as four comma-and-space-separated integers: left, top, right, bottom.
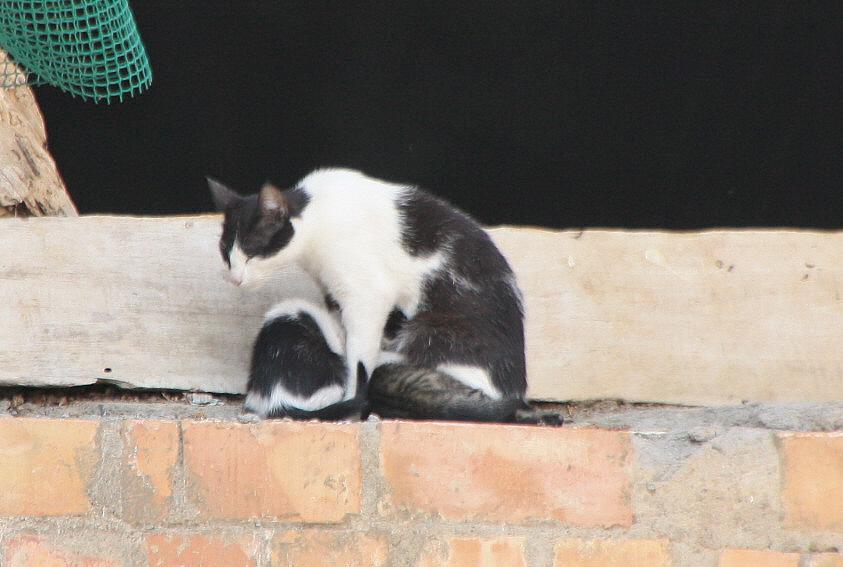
397, 189, 464, 256
249, 311, 345, 399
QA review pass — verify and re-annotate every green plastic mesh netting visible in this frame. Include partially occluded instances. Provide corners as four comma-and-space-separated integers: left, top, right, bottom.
0, 0, 151, 103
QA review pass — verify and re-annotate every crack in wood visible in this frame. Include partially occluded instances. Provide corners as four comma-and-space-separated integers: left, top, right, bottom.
15, 134, 40, 177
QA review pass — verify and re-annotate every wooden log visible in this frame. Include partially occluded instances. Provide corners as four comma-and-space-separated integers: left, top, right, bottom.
1, 215, 842, 405
0, 48, 77, 218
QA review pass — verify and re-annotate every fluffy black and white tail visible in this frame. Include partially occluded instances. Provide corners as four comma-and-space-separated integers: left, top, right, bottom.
368, 363, 561, 425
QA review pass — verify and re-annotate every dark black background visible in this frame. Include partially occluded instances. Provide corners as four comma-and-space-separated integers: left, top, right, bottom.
35, 3, 842, 228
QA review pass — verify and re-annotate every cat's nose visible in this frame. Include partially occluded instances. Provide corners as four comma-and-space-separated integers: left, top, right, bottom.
222, 270, 243, 287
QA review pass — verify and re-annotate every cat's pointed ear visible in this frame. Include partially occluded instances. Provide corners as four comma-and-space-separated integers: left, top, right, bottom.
207, 177, 241, 211
258, 183, 288, 217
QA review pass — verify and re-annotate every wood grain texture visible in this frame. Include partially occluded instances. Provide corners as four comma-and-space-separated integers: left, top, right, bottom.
0, 49, 77, 218
2, 215, 842, 404
0, 216, 321, 392
494, 227, 843, 404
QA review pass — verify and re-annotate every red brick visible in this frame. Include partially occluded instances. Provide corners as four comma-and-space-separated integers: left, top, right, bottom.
4, 534, 119, 567
146, 534, 259, 567
719, 549, 800, 567
780, 433, 843, 530
272, 530, 388, 567
805, 553, 843, 567
554, 539, 671, 567
808, 554, 843, 567
122, 420, 179, 522
379, 422, 633, 525
0, 417, 98, 516
183, 421, 361, 522
417, 537, 527, 567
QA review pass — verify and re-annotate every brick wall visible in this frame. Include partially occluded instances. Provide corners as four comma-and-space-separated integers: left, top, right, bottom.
0, 417, 841, 566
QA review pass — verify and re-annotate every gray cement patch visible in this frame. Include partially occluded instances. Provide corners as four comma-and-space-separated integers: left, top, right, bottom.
2, 387, 843, 432
565, 401, 843, 432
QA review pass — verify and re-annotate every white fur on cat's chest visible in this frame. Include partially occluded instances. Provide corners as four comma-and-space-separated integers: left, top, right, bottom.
301, 236, 445, 318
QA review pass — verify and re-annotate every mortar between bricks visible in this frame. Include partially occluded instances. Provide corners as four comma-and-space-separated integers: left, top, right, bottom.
2, 396, 843, 566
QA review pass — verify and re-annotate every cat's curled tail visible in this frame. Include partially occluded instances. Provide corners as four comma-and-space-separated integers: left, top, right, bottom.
367, 363, 562, 425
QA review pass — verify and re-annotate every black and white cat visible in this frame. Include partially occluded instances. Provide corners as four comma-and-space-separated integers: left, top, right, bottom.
209, 168, 558, 423
246, 299, 368, 420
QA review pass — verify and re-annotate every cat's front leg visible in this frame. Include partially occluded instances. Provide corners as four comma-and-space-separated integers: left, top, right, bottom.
341, 300, 393, 400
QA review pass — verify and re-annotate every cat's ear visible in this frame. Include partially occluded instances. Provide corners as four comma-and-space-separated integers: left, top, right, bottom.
207, 177, 241, 211
258, 183, 288, 217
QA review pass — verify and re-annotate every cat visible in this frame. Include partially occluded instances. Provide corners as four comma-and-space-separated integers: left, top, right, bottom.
245, 299, 368, 420
209, 168, 559, 424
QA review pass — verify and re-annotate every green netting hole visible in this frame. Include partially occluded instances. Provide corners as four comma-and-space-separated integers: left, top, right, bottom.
0, 0, 152, 104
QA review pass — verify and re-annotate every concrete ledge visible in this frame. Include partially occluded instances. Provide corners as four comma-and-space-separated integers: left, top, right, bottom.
2, 216, 843, 405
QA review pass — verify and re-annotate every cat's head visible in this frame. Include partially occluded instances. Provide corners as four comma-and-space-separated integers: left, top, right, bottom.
208, 178, 307, 288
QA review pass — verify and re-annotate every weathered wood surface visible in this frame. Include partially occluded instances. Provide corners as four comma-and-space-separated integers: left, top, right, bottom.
2, 215, 842, 405
0, 48, 77, 218
0, 216, 322, 392
504, 227, 843, 404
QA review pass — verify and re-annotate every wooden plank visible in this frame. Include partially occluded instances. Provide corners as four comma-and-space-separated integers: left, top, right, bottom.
2, 216, 843, 405
0, 216, 321, 392
494, 227, 843, 404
